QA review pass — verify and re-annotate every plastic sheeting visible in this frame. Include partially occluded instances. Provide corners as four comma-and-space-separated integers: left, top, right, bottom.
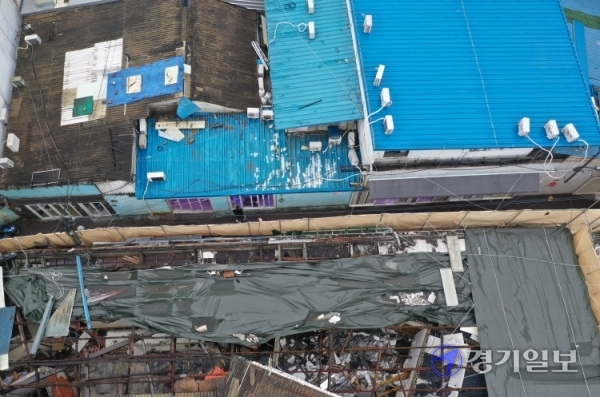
467, 228, 600, 397
2, 209, 599, 251
5, 254, 474, 343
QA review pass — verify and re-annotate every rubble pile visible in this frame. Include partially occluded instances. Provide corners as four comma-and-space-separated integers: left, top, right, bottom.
277, 328, 412, 393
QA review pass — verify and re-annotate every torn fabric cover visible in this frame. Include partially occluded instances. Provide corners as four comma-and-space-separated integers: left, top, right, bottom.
467, 228, 600, 397
5, 254, 473, 343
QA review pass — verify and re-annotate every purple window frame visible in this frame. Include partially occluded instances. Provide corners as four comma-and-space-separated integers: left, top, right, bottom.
373, 198, 398, 206
167, 198, 213, 213
230, 194, 276, 209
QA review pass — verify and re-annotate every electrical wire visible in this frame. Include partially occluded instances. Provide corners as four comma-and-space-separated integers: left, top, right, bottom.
267, 21, 307, 46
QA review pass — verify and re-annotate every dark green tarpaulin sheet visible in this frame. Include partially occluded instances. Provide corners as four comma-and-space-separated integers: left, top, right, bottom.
467, 228, 600, 397
5, 254, 474, 343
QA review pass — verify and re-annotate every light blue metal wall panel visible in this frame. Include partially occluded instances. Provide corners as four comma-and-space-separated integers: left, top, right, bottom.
0, 185, 101, 200
210, 197, 232, 212
265, 0, 363, 129
352, 0, 600, 151
105, 195, 172, 216
0, 307, 15, 355
573, 22, 591, 92
584, 27, 600, 86
137, 115, 360, 199
0, 208, 20, 226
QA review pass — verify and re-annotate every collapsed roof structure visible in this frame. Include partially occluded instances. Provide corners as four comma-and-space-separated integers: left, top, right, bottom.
0, 209, 599, 397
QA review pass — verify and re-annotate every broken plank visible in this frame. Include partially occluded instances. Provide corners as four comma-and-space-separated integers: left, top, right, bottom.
446, 235, 464, 272
46, 289, 76, 337
440, 268, 459, 307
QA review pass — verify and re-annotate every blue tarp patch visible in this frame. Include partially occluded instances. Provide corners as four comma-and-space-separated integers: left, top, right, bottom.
0, 307, 15, 355
106, 56, 184, 107
177, 97, 200, 119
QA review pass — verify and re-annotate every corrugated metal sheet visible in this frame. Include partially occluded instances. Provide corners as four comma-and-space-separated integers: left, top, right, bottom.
46, 289, 76, 338
113, 391, 218, 397
227, 356, 338, 397
218, 0, 263, 11
96, 180, 136, 195
0, 307, 15, 355
562, 0, 600, 87
353, 0, 600, 151
265, 0, 363, 129
137, 115, 360, 199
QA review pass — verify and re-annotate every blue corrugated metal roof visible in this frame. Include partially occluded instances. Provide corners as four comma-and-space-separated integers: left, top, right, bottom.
352, 0, 600, 151
265, 0, 363, 129
137, 115, 360, 199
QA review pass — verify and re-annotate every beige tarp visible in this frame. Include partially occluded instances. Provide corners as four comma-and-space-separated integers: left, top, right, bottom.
4, 209, 600, 251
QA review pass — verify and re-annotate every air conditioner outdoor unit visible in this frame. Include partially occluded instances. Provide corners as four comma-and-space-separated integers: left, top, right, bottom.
381, 88, 392, 107
147, 171, 166, 182
309, 141, 322, 152
6, 134, 20, 153
308, 22, 316, 40
545, 120, 559, 140
308, 0, 314, 14
24, 34, 42, 46
374, 65, 385, 86
261, 109, 274, 121
138, 134, 147, 150
562, 123, 580, 143
364, 15, 373, 34
247, 108, 260, 119
518, 117, 530, 137
384, 115, 394, 134
0, 108, 8, 125
0, 158, 14, 169
139, 118, 147, 134
10, 76, 26, 88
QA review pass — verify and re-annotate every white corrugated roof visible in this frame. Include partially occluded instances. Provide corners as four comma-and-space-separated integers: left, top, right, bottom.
95, 180, 135, 195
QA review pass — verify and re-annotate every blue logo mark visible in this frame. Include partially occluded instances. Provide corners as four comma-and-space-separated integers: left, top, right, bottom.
430, 345, 463, 378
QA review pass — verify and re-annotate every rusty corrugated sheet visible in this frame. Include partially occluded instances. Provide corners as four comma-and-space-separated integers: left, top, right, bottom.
218, 0, 264, 11
112, 393, 220, 397
45, 289, 76, 337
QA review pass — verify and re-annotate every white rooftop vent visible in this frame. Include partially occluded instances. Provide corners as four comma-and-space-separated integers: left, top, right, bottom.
307, 0, 314, 14
138, 133, 147, 150
309, 141, 322, 152
381, 88, 392, 107
247, 107, 260, 119
24, 34, 42, 46
308, 22, 316, 40
6, 133, 20, 153
139, 118, 147, 134
384, 115, 394, 134
374, 65, 385, 86
10, 76, 26, 88
147, 171, 166, 182
545, 120, 559, 140
517, 117, 530, 137
261, 108, 274, 121
364, 15, 373, 34
0, 158, 14, 169
562, 123, 580, 143
126, 75, 142, 94
165, 65, 179, 85
0, 108, 8, 125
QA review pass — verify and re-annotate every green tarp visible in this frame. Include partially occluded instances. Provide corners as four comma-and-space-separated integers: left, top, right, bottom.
467, 228, 600, 397
5, 254, 474, 343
